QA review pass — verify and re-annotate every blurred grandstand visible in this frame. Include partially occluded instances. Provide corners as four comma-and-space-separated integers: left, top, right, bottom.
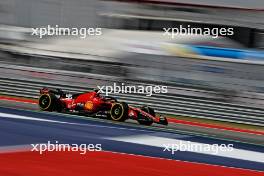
0, 0, 264, 121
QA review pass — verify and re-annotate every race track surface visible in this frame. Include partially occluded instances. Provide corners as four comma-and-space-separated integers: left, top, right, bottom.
0, 104, 263, 175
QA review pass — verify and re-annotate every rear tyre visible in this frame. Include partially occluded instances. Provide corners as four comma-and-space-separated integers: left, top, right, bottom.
39, 94, 59, 111
110, 102, 128, 122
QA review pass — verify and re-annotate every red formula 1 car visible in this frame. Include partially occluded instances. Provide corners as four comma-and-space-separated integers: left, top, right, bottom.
38, 88, 168, 126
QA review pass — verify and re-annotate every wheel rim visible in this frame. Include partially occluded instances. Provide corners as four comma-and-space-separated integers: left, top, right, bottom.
114, 108, 121, 115
111, 104, 124, 120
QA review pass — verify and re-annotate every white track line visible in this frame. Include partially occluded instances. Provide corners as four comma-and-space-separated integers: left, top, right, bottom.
0, 112, 153, 133
107, 135, 264, 163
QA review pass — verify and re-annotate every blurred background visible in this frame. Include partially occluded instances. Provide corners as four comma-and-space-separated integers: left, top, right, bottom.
0, 0, 264, 124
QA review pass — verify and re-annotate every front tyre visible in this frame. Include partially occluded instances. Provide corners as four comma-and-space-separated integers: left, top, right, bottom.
110, 102, 128, 122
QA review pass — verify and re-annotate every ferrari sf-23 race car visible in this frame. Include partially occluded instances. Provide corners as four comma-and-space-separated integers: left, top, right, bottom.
38, 88, 168, 126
